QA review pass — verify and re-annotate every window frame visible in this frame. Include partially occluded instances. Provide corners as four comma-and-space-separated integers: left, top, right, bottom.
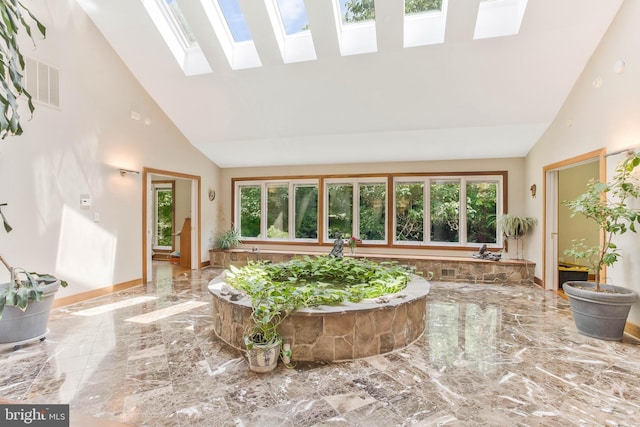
324, 176, 388, 244
235, 178, 319, 242
233, 171, 506, 250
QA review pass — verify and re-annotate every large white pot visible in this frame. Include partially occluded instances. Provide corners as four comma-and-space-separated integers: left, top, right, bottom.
0, 280, 60, 344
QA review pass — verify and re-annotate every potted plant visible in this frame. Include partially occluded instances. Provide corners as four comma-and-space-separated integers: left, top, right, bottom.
562, 153, 640, 340
497, 214, 537, 259
0, 206, 67, 348
226, 263, 295, 372
214, 227, 241, 250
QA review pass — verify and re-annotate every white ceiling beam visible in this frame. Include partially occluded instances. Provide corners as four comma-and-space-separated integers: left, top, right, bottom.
303, 0, 341, 58
175, 0, 230, 73
444, 0, 481, 43
237, 0, 282, 66
374, 0, 403, 52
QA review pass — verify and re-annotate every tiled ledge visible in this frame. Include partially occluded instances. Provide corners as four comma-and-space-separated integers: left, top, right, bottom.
209, 249, 535, 286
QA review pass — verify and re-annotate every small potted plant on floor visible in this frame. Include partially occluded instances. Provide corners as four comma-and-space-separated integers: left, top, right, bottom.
226, 263, 296, 372
563, 152, 640, 340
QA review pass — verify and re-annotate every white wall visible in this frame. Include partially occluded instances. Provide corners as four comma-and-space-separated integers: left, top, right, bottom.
524, 0, 640, 322
0, 2, 220, 298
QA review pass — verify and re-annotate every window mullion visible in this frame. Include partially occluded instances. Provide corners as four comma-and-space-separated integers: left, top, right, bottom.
424, 178, 431, 245
460, 177, 467, 245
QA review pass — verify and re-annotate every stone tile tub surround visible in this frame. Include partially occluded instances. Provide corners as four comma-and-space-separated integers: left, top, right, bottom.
210, 249, 535, 286
208, 274, 430, 362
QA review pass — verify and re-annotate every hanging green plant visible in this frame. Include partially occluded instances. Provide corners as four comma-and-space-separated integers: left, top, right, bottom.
0, 0, 46, 138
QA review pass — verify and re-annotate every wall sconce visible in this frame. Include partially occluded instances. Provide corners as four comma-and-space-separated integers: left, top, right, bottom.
119, 168, 140, 176
208, 189, 216, 201
530, 184, 537, 198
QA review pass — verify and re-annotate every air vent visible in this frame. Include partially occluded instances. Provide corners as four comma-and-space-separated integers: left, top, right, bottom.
441, 268, 456, 277
24, 57, 60, 108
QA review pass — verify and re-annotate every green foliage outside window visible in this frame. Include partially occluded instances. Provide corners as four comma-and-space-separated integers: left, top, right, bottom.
344, 0, 442, 23
359, 183, 386, 241
156, 189, 173, 247
396, 182, 424, 242
466, 182, 497, 244
295, 185, 318, 239
240, 186, 261, 238
267, 184, 289, 238
328, 184, 353, 239
430, 181, 460, 242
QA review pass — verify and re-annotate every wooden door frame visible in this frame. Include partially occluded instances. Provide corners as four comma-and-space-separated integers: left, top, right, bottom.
542, 149, 605, 290
142, 167, 201, 283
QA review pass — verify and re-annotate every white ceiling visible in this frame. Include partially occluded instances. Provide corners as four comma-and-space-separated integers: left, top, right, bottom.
76, 0, 623, 168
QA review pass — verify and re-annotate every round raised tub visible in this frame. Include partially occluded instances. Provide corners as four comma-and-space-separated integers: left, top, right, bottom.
208, 274, 430, 362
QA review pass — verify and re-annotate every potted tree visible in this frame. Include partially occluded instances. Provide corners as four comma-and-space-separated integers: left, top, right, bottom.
497, 214, 537, 259
563, 153, 640, 340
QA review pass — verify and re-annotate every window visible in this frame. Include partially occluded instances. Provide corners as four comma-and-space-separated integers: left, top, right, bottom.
239, 185, 261, 238
294, 184, 318, 239
265, 0, 317, 63
267, 183, 289, 238
430, 179, 460, 243
395, 175, 502, 246
234, 172, 503, 248
325, 178, 387, 242
153, 183, 174, 249
333, 0, 377, 56
327, 183, 353, 239
395, 182, 424, 242
236, 180, 319, 240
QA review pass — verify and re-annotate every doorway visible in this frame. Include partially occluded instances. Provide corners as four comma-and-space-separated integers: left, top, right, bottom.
543, 149, 604, 290
142, 168, 201, 283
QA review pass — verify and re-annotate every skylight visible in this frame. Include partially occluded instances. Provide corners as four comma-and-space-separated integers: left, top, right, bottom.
143, 0, 212, 76
404, 0, 447, 48
275, 0, 310, 35
333, 0, 377, 56
474, 0, 528, 39
405, 0, 443, 15
201, 0, 262, 70
165, 0, 197, 47
217, 0, 253, 42
265, 0, 317, 63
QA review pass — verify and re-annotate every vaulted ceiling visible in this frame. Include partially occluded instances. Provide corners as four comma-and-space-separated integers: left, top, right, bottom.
76, 0, 623, 168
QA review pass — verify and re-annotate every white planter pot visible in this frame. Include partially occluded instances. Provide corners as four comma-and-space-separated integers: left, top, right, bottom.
245, 338, 281, 373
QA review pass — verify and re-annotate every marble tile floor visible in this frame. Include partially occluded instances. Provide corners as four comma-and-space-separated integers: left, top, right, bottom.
1, 266, 640, 426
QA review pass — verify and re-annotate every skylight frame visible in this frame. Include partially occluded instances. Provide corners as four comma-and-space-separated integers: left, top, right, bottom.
201, 0, 262, 70
264, 0, 317, 64
474, 0, 528, 40
163, 0, 198, 49
403, 0, 448, 48
143, 0, 212, 76
332, 0, 377, 56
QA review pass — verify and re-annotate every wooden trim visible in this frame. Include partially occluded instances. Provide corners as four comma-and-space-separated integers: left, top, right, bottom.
533, 276, 543, 287
232, 171, 508, 250
200, 260, 210, 268
51, 278, 143, 309
542, 148, 605, 290
625, 321, 640, 340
